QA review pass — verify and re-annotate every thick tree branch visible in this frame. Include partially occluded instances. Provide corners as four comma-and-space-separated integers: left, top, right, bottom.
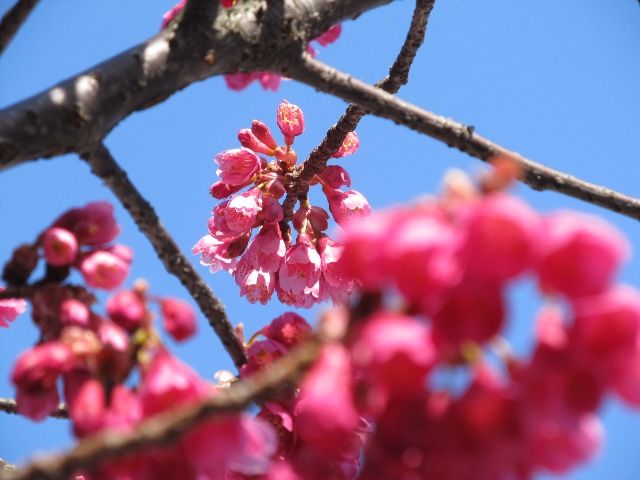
81, 144, 247, 368
0, 398, 67, 419
180, 0, 220, 31
0, 0, 392, 171
1, 339, 322, 480
287, 54, 640, 221
283, 0, 436, 219
0, 0, 39, 57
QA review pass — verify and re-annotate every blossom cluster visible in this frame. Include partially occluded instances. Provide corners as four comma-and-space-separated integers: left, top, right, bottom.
203, 167, 638, 479
161, 1, 342, 92
194, 100, 369, 307
1, 203, 198, 422
289, 171, 639, 479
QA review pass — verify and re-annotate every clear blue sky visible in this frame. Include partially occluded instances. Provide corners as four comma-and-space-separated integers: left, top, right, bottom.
1, 1, 639, 478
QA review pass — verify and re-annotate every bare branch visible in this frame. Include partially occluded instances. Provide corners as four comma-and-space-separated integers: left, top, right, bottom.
0, 398, 67, 420
0, 0, 39, 57
180, 0, 220, 30
81, 144, 247, 368
2, 339, 322, 480
0, 0, 392, 171
287, 54, 640, 222
0, 459, 16, 474
283, 0, 436, 219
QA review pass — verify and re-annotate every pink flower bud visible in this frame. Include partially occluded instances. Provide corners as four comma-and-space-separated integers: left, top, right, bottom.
210, 180, 245, 199
238, 129, 275, 156
54, 201, 119, 246
252, 120, 278, 149
215, 148, 262, 186
332, 131, 360, 158
0, 288, 27, 328
276, 100, 304, 145
79, 250, 130, 290
3, 244, 39, 284
317, 165, 351, 189
161, 298, 197, 341
241, 339, 288, 377
59, 299, 90, 328
261, 312, 311, 348
42, 227, 78, 266
107, 290, 146, 331
161, 0, 186, 29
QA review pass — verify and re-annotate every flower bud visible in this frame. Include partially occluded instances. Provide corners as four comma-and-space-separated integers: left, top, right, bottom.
276, 100, 304, 145
42, 227, 78, 266
161, 298, 197, 341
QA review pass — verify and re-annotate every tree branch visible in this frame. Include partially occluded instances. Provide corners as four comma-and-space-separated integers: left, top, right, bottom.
287, 54, 640, 222
283, 0, 436, 219
0, 0, 392, 171
180, 0, 220, 30
81, 144, 247, 369
0, 398, 67, 420
0, 0, 39, 57
1, 339, 322, 480
0, 460, 16, 475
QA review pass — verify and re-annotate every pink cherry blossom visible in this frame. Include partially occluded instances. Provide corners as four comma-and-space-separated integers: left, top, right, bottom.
54, 201, 120, 246
261, 312, 311, 348
536, 211, 629, 298
315, 24, 342, 46
192, 234, 247, 273
246, 224, 286, 272
351, 311, 436, 398
79, 249, 130, 290
225, 190, 262, 233
277, 100, 304, 145
42, 227, 78, 266
161, 298, 197, 342
277, 235, 322, 308
215, 148, 262, 186
0, 289, 27, 328
11, 341, 74, 420
240, 338, 288, 377
463, 192, 542, 282
323, 186, 371, 226
295, 343, 360, 456
332, 131, 360, 158
238, 128, 275, 156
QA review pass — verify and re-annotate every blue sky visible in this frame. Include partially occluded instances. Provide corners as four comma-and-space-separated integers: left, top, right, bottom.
1, 1, 639, 478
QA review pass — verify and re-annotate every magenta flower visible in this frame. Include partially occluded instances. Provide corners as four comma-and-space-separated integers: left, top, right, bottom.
261, 312, 311, 348
323, 186, 371, 226
277, 100, 305, 145
54, 201, 120, 246
536, 211, 629, 298
11, 341, 74, 420
332, 131, 360, 158
215, 148, 262, 186
277, 235, 322, 307
59, 299, 91, 329
161, 298, 197, 342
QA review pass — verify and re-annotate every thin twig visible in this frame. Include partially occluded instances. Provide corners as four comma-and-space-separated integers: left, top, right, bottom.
0, 398, 67, 420
80, 144, 247, 368
287, 54, 640, 222
283, 0, 436, 220
2, 339, 321, 480
0, 0, 39, 57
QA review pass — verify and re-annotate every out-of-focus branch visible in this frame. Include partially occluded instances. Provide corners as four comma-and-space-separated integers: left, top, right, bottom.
0, 459, 16, 474
0, 0, 392, 171
287, 54, 640, 221
2, 338, 322, 480
282, 0, 436, 220
0, 0, 39, 57
81, 144, 247, 368
0, 398, 67, 420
